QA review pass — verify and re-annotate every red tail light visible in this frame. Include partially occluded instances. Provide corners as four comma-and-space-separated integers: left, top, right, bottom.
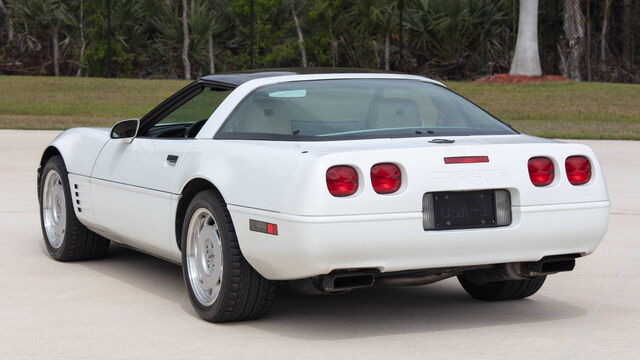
371, 163, 401, 194
326, 166, 358, 197
528, 157, 554, 186
565, 156, 591, 185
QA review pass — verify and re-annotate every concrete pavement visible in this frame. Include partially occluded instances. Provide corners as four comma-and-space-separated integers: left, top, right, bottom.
0, 130, 638, 360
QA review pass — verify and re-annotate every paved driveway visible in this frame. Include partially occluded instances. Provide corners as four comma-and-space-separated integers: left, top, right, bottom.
0, 130, 638, 360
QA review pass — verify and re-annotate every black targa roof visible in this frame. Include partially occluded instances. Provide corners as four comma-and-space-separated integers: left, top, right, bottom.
198, 68, 385, 88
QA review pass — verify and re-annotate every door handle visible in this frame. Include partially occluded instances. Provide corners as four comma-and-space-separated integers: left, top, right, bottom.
166, 155, 179, 165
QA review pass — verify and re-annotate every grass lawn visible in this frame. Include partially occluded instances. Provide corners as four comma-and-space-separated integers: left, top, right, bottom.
0, 75, 638, 139
450, 81, 640, 140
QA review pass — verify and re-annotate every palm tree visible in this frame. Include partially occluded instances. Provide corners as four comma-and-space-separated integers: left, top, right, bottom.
187, 0, 230, 75
13, 0, 73, 76
181, 0, 191, 80
600, 0, 613, 73
310, 0, 347, 67
349, 0, 397, 71
290, 0, 307, 68
406, 0, 507, 78
621, 0, 634, 73
76, 0, 85, 76
509, 0, 542, 77
0, 0, 14, 42
562, 0, 586, 80
151, 2, 183, 77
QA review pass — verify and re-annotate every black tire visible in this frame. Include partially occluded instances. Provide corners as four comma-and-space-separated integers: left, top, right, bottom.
458, 275, 546, 301
181, 190, 277, 322
38, 155, 110, 261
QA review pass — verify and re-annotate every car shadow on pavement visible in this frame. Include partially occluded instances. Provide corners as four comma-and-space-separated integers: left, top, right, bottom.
250, 284, 586, 340
78, 243, 187, 305
82, 244, 587, 340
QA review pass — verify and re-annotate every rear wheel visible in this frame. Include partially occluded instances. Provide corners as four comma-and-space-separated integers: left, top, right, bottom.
458, 275, 546, 301
181, 190, 277, 322
39, 155, 110, 261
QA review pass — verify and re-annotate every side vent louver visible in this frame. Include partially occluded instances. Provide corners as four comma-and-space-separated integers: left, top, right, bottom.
72, 183, 82, 213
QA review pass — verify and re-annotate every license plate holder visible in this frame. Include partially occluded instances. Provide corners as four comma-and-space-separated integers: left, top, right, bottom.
432, 190, 497, 230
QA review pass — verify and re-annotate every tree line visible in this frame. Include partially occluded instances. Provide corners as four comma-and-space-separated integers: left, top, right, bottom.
0, 0, 637, 83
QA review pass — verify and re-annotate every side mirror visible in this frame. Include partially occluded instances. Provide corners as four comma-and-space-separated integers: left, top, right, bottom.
110, 119, 140, 143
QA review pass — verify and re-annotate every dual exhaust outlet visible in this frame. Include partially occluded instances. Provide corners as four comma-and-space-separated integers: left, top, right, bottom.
317, 254, 578, 293
321, 271, 376, 292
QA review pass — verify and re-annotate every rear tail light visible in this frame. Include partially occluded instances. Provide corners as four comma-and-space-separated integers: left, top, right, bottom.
528, 157, 554, 186
565, 156, 591, 185
371, 163, 401, 194
326, 166, 358, 197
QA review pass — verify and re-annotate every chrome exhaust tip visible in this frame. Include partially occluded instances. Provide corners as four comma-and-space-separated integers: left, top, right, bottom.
321, 271, 376, 292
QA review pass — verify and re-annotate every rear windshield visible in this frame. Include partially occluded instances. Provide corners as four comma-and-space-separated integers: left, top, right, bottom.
216, 79, 516, 141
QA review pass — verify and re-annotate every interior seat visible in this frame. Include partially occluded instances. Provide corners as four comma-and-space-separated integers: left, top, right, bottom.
370, 98, 423, 129
236, 98, 293, 135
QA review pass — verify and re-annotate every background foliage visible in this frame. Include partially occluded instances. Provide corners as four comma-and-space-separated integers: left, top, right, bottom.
0, 0, 638, 82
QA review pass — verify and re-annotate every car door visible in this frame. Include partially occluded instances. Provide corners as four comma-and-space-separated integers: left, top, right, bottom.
90, 84, 232, 260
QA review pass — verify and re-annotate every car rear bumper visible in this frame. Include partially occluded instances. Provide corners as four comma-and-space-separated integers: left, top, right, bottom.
228, 201, 610, 280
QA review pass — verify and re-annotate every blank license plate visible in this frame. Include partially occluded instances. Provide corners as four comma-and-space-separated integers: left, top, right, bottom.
432, 191, 497, 230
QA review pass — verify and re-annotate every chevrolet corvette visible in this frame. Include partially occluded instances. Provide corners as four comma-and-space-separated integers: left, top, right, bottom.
37, 69, 610, 322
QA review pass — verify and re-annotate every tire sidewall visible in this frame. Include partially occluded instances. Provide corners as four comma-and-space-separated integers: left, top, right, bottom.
181, 190, 235, 320
39, 155, 74, 259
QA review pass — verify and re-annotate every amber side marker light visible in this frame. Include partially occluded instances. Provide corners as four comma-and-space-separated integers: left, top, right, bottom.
444, 156, 489, 164
249, 219, 278, 235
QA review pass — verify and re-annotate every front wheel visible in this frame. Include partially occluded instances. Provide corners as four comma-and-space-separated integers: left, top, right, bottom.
458, 275, 546, 301
39, 155, 110, 261
181, 190, 277, 322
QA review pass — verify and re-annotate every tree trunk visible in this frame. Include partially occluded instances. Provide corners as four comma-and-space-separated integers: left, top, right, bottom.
562, 0, 586, 80
585, 0, 591, 81
384, 32, 390, 71
76, 0, 86, 77
106, 0, 113, 77
509, 0, 542, 76
292, 5, 307, 68
208, 30, 215, 74
53, 26, 60, 77
181, 0, 191, 80
331, 38, 338, 67
622, 0, 634, 72
0, 0, 14, 42
600, 0, 612, 73
329, 18, 337, 67
372, 40, 380, 69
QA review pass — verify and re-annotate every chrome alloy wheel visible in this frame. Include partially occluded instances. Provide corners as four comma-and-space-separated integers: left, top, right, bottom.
186, 208, 224, 306
42, 170, 67, 249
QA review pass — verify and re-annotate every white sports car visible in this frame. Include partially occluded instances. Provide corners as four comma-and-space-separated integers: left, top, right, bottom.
38, 70, 610, 322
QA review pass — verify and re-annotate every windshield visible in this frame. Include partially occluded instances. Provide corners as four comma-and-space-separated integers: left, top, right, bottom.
216, 79, 516, 141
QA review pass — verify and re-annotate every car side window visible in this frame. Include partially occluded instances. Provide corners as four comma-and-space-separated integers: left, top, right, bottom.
143, 87, 232, 139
